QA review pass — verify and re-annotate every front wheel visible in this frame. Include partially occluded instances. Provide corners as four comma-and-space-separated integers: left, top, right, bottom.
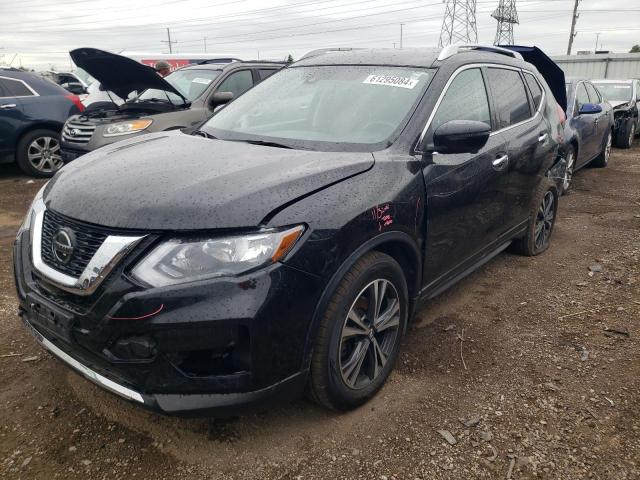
614, 121, 635, 149
561, 145, 575, 194
308, 251, 408, 410
591, 130, 612, 168
510, 178, 559, 256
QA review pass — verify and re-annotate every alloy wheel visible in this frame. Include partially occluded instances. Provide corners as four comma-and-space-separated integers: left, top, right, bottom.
629, 124, 636, 147
27, 136, 63, 174
604, 133, 612, 163
562, 150, 574, 192
534, 191, 555, 250
339, 279, 401, 390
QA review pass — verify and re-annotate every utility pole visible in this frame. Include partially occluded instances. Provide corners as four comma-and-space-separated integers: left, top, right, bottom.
491, 0, 518, 45
594, 32, 600, 52
439, 0, 478, 47
161, 27, 177, 54
566, 0, 580, 55
400, 23, 404, 49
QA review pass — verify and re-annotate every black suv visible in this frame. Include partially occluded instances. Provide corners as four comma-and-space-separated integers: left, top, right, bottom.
14, 45, 566, 415
60, 48, 283, 160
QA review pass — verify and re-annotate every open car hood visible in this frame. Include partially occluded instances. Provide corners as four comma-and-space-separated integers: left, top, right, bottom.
70, 48, 183, 100
500, 45, 567, 111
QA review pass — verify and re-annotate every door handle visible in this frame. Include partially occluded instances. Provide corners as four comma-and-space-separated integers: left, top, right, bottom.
0, 104, 17, 109
538, 132, 548, 143
492, 154, 509, 170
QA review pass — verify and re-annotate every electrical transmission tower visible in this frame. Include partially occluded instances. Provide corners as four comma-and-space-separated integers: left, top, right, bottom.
491, 0, 518, 45
438, 0, 478, 47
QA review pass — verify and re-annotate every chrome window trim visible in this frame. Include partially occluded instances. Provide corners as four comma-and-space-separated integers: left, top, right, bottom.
30, 199, 146, 296
416, 63, 545, 152
0, 75, 39, 98
25, 322, 144, 403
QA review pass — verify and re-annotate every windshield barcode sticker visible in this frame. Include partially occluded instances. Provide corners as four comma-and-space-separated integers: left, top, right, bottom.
363, 74, 419, 89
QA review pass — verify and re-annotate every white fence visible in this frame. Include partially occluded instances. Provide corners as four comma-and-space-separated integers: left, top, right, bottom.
551, 53, 640, 80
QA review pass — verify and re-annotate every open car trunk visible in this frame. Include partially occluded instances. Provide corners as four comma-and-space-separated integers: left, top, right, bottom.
500, 45, 567, 111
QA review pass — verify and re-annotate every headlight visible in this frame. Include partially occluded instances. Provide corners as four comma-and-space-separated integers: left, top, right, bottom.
16, 184, 46, 239
103, 119, 153, 137
131, 225, 305, 287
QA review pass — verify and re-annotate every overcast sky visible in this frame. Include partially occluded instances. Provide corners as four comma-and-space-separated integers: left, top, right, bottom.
1, 0, 638, 70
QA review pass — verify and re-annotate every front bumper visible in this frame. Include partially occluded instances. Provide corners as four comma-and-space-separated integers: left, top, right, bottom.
14, 225, 322, 415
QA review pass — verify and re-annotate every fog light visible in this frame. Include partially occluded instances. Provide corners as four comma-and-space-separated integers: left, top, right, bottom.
108, 336, 157, 360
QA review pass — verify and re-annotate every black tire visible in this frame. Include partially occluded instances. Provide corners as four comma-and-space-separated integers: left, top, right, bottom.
308, 251, 408, 410
561, 144, 576, 195
15, 129, 64, 178
614, 120, 635, 149
591, 129, 612, 168
510, 177, 558, 256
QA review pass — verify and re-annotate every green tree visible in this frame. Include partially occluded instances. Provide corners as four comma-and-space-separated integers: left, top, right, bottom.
630, 44, 640, 53
286, 54, 294, 63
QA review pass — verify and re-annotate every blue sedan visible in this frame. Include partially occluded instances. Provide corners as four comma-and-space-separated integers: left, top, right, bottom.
0, 68, 83, 177
561, 78, 614, 193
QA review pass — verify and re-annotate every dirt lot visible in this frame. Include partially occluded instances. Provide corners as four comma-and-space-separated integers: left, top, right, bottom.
1, 145, 639, 480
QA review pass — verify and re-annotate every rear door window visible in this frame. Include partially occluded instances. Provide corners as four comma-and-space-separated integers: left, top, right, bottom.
523, 72, 543, 110
431, 68, 491, 133
486, 68, 532, 129
217, 70, 254, 99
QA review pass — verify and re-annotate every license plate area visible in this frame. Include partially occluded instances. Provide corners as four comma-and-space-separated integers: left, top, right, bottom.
26, 295, 75, 343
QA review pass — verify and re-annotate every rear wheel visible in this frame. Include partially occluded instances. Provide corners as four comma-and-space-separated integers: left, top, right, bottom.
308, 251, 408, 410
510, 178, 558, 256
591, 130, 612, 168
16, 129, 64, 178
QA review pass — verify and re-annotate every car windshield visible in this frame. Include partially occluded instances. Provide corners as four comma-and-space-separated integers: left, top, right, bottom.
592, 82, 632, 102
202, 65, 433, 150
137, 68, 221, 103
73, 68, 95, 85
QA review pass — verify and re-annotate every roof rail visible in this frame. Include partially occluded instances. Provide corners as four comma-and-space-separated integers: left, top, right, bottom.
195, 58, 243, 65
299, 47, 361, 61
437, 44, 523, 61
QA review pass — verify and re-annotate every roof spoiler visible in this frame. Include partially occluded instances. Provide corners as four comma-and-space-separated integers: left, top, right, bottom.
437, 44, 523, 61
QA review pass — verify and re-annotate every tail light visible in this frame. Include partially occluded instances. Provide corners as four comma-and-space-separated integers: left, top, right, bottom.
65, 94, 85, 112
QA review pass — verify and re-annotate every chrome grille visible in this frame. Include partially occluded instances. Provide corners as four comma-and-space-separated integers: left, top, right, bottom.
41, 210, 108, 278
62, 120, 96, 145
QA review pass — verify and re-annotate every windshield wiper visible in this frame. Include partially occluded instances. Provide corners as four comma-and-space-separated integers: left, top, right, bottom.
193, 130, 217, 139
234, 139, 293, 149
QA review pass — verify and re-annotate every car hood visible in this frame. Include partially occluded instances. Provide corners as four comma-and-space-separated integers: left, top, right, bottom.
70, 48, 183, 101
45, 132, 374, 230
610, 100, 631, 109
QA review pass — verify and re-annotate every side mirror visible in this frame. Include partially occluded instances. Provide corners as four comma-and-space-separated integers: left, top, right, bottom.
578, 103, 602, 115
209, 91, 234, 109
429, 120, 491, 155
62, 82, 87, 95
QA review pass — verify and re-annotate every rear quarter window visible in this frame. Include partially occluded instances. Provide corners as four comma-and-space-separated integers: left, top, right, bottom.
523, 72, 543, 110
0, 77, 35, 97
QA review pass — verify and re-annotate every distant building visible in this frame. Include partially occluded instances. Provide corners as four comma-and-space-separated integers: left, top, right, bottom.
551, 52, 640, 79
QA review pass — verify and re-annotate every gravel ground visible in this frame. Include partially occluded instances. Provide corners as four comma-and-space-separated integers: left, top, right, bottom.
0, 144, 639, 480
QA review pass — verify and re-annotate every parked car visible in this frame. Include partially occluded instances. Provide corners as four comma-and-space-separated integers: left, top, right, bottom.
60, 48, 283, 161
592, 79, 640, 148
39, 70, 92, 97
15, 45, 566, 415
0, 68, 84, 177
560, 78, 614, 193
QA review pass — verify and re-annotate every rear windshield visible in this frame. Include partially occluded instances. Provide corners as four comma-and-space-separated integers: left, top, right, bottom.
202, 65, 433, 151
592, 82, 632, 102
137, 68, 221, 103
